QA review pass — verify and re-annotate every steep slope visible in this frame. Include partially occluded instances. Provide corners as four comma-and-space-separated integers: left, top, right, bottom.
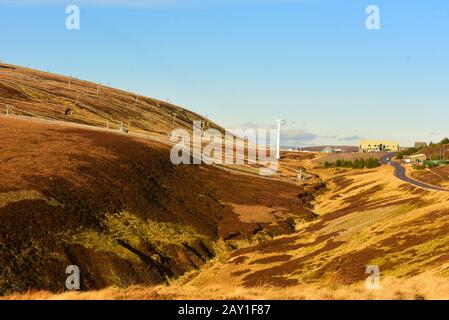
0, 116, 316, 295
0, 63, 221, 135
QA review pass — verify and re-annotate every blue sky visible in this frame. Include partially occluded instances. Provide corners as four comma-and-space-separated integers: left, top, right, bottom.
1, 0, 448, 146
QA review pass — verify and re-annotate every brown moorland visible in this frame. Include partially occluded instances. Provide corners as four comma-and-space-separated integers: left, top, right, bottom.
0, 63, 222, 136
167, 163, 449, 298
2, 64, 449, 300
0, 116, 317, 295
6, 162, 449, 300
410, 166, 449, 188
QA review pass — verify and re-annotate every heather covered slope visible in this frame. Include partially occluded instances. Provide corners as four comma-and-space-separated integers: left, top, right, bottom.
9, 163, 449, 300
0, 63, 222, 135
172, 164, 449, 297
0, 117, 315, 295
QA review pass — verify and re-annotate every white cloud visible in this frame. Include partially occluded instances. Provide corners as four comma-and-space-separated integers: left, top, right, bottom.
320, 133, 339, 139
226, 121, 317, 145
282, 129, 317, 143
337, 135, 364, 141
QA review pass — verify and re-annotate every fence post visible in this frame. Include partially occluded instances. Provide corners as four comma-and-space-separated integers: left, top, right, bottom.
133, 95, 138, 110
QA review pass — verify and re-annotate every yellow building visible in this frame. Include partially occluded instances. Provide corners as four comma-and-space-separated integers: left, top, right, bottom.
359, 140, 399, 153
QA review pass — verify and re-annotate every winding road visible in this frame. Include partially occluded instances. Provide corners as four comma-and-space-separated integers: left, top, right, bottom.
380, 152, 449, 192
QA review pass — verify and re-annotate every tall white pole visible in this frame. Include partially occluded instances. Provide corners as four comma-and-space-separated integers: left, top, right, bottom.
276, 119, 281, 160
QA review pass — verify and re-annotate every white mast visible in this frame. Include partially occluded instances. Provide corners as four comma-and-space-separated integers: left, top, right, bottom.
276, 119, 281, 160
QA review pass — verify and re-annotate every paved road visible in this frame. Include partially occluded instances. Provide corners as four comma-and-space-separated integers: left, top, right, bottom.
379, 152, 449, 192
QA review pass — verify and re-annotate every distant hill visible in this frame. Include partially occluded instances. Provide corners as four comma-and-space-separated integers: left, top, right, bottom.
420, 143, 449, 160
300, 146, 359, 153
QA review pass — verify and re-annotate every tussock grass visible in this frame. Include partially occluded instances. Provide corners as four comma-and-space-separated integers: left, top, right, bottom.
4, 273, 449, 300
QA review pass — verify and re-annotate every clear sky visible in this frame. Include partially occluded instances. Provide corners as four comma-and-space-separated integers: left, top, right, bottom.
1, 0, 448, 147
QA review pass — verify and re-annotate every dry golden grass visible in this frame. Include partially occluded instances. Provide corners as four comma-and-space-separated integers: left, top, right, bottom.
172, 165, 449, 294
229, 204, 288, 223
0, 62, 222, 137
4, 273, 449, 300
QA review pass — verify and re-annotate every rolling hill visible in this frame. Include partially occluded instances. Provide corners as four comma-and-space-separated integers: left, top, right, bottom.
8, 154, 449, 300
4, 63, 448, 300
0, 63, 222, 136
0, 65, 318, 295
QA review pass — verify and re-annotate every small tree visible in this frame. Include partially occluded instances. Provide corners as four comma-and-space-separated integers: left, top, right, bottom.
358, 159, 365, 169
365, 157, 380, 168
335, 159, 342, 167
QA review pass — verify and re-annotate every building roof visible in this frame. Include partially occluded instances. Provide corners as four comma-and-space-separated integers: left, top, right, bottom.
359, 140, 399, 145
410, 154, 427, 159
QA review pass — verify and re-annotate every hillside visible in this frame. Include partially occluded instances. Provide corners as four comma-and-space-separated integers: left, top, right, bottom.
0, 63, 321, 295
9, 156, 449, 300
0, 113, 317, 295
410, 166, 449, 188
420, 143, 449, 161
198, 165, 449, 283
154, 163, 449, 299
0, 63, 222, 136
406, 142, 449, 188
313, 151, 389, 164
3, 64, 448, 300
302, 146, 359, 153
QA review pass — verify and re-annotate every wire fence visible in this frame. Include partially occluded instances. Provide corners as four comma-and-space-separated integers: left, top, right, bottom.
0, 68, 223, 137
